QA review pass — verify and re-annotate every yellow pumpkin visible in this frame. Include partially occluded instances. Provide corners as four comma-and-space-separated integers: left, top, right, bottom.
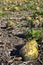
7, 20, 15, 27
33, 20, 40, 25
26, 16, 32, 20
15, 6, 19, 11
20, 40, 39, 60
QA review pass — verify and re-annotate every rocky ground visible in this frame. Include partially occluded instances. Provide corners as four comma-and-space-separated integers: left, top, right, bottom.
0, 0, 43, 65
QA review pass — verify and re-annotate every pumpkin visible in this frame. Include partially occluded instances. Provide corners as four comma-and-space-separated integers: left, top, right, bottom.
20, 40, 39, 61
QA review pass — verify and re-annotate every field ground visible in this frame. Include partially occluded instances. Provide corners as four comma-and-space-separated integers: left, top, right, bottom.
0, 0, 43, 65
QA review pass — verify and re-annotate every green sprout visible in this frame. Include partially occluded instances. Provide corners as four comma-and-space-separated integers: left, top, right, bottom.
26, 29, 43, 40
